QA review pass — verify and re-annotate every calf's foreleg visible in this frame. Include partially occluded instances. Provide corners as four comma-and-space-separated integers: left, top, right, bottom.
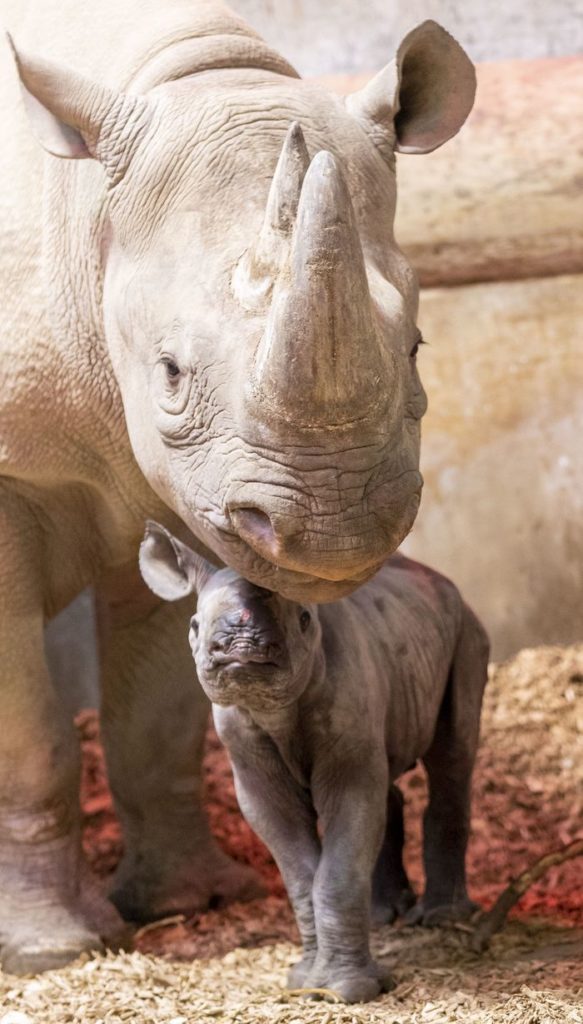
308, 758, 394, 1002
217, 714, 321, 987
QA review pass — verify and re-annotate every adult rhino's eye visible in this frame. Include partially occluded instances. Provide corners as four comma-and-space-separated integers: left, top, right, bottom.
155, 356, 191, 417
162, 357, 181, 380
299, 610, 311, 632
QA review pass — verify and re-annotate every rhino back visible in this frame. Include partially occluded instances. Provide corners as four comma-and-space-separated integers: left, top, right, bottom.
0, 0, 270, 335
0, 0, 262, 86
317, 557, 465, 771
0, 5, 44, 378
0, 0, 287, 486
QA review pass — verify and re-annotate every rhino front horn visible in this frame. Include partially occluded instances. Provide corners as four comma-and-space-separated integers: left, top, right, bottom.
233, 122, 310, 309
251, 150, 389, 428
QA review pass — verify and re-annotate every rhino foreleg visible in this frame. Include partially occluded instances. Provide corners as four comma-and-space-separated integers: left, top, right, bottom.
100, 594, 262, 922
215, 711, 321, 987
412, 609, 489, 926
0, 493, 123, 973
371, 783, 416, 924
307, 760, 395, 1003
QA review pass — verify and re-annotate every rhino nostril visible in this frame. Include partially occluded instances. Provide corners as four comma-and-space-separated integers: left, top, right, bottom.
230, 506, 280, 558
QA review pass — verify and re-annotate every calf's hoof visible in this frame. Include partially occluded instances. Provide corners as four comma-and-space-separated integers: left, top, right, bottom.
332, 971, 394, 1004
111, 852, 264, 923
371, 886, 416, 926
304, 958, 395, 1004
287, 951, 318, 989
406, 896, 479, 927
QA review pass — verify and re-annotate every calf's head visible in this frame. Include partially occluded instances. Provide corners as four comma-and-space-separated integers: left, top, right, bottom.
11, 20, 475, 600
140, 522, 319, 712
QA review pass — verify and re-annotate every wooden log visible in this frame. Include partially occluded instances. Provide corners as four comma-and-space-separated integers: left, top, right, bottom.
316, 57, 583, 286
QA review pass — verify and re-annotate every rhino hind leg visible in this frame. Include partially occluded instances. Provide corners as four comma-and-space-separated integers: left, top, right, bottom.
409, 607, 489, 927
371, 783, 416, 925
99, 590, 263, 923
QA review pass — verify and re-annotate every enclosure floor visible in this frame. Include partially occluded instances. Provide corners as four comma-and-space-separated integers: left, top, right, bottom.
1, 644, 582, 1022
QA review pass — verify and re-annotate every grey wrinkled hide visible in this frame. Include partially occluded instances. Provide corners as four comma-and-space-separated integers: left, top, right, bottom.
45, 591, 99, 714
140, 523, 489, 1004
0, 0, 475, 973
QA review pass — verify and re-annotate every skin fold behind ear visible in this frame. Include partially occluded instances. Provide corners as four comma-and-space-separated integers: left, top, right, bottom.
139, 521, 217, 602
346, 19, 476, 159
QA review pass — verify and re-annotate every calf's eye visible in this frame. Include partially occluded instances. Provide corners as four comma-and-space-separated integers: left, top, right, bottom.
299, 610, 311, 632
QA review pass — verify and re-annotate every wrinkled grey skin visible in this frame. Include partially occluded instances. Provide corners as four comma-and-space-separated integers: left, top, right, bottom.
140, 523, 490, 1004
0, 0, 475, 973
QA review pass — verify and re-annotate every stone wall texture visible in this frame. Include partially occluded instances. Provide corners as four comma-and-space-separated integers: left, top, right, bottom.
234, 0, 583, 75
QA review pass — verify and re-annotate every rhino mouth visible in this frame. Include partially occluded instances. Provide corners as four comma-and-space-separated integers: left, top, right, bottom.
217, 529, 386, 601
211, 649, 286, 670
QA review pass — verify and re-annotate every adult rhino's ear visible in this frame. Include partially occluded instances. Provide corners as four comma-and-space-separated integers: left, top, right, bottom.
139, 522, 217, 602
346, 20, 476, 158
6, 33, 149, 183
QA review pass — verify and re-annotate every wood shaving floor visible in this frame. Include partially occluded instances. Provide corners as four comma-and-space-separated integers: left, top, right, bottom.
1, 644, 582, 1023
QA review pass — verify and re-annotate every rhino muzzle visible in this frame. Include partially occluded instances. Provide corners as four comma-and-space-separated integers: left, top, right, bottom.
227, 477, 422, 584
223, 124, 417, 590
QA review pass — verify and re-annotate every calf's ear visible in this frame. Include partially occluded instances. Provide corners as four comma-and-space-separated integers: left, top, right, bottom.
139, 522, 217, 602
346, 20, 476, 158
6, 33, 149, 182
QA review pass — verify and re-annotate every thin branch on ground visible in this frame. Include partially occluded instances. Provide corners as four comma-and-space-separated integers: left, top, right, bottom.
471, 837, 583, 952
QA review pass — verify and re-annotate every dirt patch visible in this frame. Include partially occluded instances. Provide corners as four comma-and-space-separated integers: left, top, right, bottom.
1, 644, 582, 1022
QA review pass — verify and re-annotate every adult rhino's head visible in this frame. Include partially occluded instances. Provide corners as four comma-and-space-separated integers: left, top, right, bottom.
10, 21, 475, 600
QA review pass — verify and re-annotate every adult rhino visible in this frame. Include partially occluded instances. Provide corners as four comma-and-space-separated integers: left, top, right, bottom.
0, 0, 475, 973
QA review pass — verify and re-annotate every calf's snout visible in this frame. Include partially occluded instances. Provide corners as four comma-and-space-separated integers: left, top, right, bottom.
206, 608, 287, 668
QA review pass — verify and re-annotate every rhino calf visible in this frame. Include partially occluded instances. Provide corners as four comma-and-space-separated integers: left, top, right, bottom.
140, 522, 489, 1003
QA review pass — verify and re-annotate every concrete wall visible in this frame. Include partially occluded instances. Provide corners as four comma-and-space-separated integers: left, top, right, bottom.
234, 0, 583, 75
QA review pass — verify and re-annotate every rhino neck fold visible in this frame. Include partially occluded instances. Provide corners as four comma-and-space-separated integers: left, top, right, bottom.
128, 32, 299, 94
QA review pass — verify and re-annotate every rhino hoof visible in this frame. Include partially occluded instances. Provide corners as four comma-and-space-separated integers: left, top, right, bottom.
405, 896, 479, 927
287, 951, 318, 988
302, 957, 395, 1004
111, 857, 265, 923
1, 928, 103, 976
371, 886, 416, 926
331, 970, 394, 1004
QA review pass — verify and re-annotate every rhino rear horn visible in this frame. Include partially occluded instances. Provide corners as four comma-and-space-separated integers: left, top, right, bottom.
233, 122, 310, 309
7, 33, 149, 183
